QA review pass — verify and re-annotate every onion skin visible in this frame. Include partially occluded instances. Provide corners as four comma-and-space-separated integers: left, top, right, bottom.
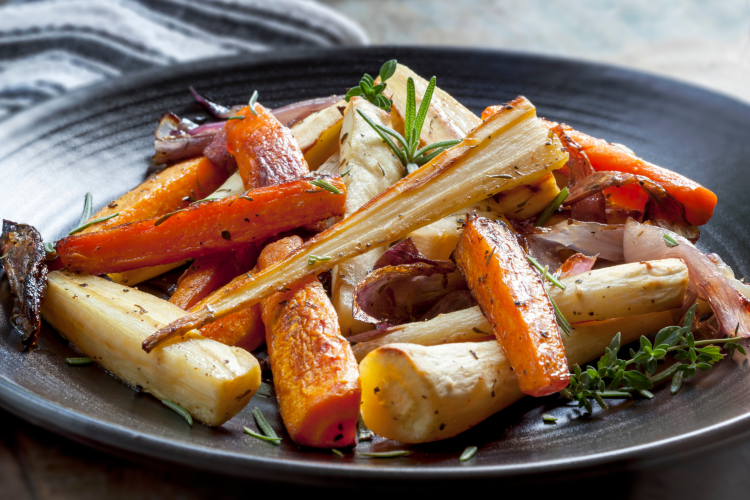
623, 218, 750, 338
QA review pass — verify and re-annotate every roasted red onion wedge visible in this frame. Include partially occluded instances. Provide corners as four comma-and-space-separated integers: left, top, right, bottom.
521, 220, 625, 272
271, 95, 344, 127
372, 237, 437, 269
418, 289, 476, 321
189, 87, 243, 119
564, 171, 699, 242
558, 253, 597, 278
352, 257, 467, 326
623, 219, 750, 338
1, 220, 48, 345
551, 124, 605, 222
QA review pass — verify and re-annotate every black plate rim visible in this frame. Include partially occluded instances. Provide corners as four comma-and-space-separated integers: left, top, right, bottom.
2, 46, 750, 482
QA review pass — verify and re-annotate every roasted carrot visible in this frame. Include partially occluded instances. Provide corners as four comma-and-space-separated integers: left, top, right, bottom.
80, 157, 228, 234
56, 175, 346, 275
225, 104, 309, 189
257, 236, 360, 447
194, 303, 266, 351
454, 213, 570, 397
484, 106, 717, 225
169, 244, 260, 310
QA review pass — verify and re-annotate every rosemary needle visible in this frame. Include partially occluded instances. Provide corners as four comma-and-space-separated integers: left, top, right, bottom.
243, 427, 281, 445
535, 187, 568, 227
65, 357, 93, 366
542, 414, 557, 424
459, 446, 478, 462
309, 178, 342, 194
332, 449, 344, 457
663, 233, 680, 247
162, 400, 193, 426
253, 408, 279, 440
68, 212, 119, 235
526, 254, 565, 290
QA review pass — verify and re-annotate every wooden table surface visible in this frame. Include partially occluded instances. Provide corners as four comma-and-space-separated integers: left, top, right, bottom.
3, 1, 750, 498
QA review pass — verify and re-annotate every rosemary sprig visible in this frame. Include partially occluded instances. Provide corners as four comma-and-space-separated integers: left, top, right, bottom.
65, 357, 93, 366
162, 400, 193, 426
560, 304, 745, 413
357, 75, 461, 175
345, 59, 397, 111
309, 178, 342, 194
535, 187, 569, 227
663, 233, 680, 247
69, 213, 120, 235
459, 446, 478, 462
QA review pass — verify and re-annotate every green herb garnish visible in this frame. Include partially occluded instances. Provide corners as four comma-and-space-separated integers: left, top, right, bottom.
459, 446, 478, 462
345, 59, 397, 111
309, 178, 342, 194
162, 399, 193, 426
539, 264, 570, 336
78, 192, 94, 227
227, 115, 245, 120
357, 450, 411, 458
542, 414, 557, 424
68, 213, 120, 235
535, 187, 569, 227
243, 427, 281, 445
560, 304, 744, 413
332, 449, 345, 457
356, 75, 461, 175
44, 241, 56, 254
526, 255, 565, 290
308, 254, 332, 265
663, 233, 680, 248
248, 90, 259, 116
65, 357, 93, 366
252, 408, 279, 441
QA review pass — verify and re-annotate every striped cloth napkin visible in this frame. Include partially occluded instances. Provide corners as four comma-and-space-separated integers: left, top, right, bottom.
0, 0, 368, 120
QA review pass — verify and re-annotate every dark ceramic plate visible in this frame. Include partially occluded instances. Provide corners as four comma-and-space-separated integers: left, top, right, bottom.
2, 47, 750, 485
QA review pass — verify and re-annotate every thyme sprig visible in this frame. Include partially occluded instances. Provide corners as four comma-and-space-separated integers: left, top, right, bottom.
560, 304, 745, 412
357, 75, 461, 175
345, 59, 397, 111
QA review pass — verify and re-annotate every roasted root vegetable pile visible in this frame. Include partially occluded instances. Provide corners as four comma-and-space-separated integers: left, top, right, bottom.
3, 59, 748, 459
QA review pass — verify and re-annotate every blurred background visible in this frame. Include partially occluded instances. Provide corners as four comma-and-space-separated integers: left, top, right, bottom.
1, 0, 749, 498
1, 0, 749, 121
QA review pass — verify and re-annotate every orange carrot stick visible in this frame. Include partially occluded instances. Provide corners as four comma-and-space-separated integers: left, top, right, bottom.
169, 244, 259, 310
226, 104, 309, 189
194, 304, 266, 351
56, 175, 346, 275
80, 156, 228, 234
257, 236, 361, 448
482, 106, 716, 226
455, 213, 569, 397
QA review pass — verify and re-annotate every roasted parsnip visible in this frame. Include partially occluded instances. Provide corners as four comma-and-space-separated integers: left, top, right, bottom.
455, 214, 569, 396
548, 259, 688, 322
145, 96, 569, 344
360, 310, 676, 443
331, 97, 404, 336
41, 271, 260, 426
258, 237, 361, 448
291, 100, 346, 170
492, 172, 561, 220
